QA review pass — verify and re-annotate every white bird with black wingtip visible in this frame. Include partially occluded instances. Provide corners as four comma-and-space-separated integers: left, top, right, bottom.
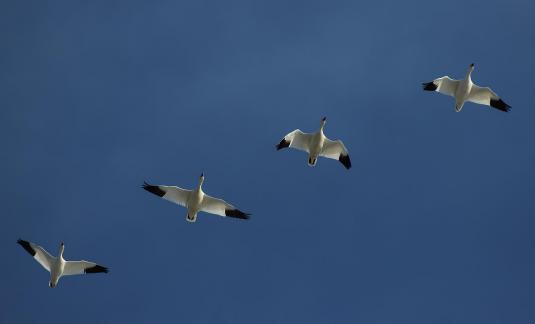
143, 173, 251, 223
17, 239, 108, 288
276, 117, 351, 169
422, 63, 511, 112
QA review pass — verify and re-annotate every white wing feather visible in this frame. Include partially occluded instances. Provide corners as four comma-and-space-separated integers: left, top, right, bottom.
280, 129, 313, 153
200, 195, 234, 217
431, 76, 460, 97
143, 182, 191, 207
200, 194, 250, 219
467, 84, 498, 105
320, 138, 349, 160
18, 240, 55, 272
160, 186, 191, 207
63, 261, 98, 276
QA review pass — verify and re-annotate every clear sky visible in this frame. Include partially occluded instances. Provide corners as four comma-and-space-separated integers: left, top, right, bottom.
1, 0, 535, 323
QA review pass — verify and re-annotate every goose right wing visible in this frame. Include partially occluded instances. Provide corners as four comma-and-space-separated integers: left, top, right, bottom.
63, 261, 109, 276
17, 239, 55, 272
422, 76, 460, 97
276, 129, 312, 153
320, 138, 351, 169
142, 182, 191, 207
467, 84, 511, 112
200, 194, 250, 220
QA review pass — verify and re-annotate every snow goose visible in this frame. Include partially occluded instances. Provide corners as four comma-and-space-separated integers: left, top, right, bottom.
422, 63, 511, 112
276, 117, 351, 169
17, 239, 108, 288
142, 173, 250, 223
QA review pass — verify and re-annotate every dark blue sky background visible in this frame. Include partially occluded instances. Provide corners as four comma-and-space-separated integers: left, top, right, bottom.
1, 0, 535, 323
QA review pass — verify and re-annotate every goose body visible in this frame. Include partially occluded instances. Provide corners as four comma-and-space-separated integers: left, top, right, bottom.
143, 174, 250, 223
17, 239, 108, 288
276, 117, 351, 169
423, 63, 511, 112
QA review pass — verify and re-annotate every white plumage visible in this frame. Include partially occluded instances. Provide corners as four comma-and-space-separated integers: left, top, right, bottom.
276, 117, 351, 169
143, 173, 250, 223
423, 63, 511, 112
17, 239, 108, 288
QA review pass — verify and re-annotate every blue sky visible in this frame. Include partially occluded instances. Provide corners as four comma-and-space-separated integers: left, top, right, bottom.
1, 0, 535, 323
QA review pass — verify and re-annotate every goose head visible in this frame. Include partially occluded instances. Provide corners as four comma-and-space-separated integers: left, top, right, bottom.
199, 173, 205, 187
320, 116, 327, 128
59, 242, 65, 257
466, 63, 475, 78
467, 63, 475, 76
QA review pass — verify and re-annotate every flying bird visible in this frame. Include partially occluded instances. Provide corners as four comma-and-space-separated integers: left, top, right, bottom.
17, 239, 108, 288
422, 63, 511, 112
143, 173, 250, 223
276, 117, 351, 169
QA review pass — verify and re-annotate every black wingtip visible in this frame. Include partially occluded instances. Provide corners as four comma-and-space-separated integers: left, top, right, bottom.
85, 265, 109, 274
422, 82, 437, 91
490, 98, 511, 112
339, 154, 351, 170
225, 209, 251, 220
17, 239, 36, 256
276, 139, 290, 150
142, 181, 166, 197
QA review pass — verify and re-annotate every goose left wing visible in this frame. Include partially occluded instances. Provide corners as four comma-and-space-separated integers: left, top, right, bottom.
63, 261, 109, 276
17, 239, 55, 272
143, 182, 191, 207
467, 84, 511, 112
200, 195, 250, 220
422, 76, 459, 97
276, 129, 312, 152
320, 138, 351, 169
